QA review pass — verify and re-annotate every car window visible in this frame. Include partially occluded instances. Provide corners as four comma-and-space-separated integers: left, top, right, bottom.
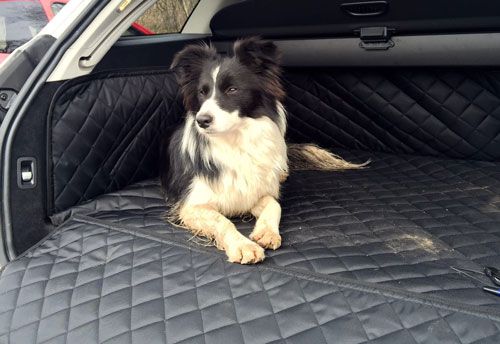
51, 2, 66, 16
0, 2, 48, 54
134, 0, 200, 35
51, 0, 200, 37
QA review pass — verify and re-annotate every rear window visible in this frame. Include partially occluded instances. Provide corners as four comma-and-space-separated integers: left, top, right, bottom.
0, 2, 48, 54
134, 0, 200, 35
51, 2, 66, 16
43, 0, 201, 38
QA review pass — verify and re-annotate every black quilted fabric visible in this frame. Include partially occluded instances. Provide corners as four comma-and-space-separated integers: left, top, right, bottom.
33, 67, 500, 342
49, 68, 500, 213
49, 70, 183, 213
2, 216, 500, 343
52, 150, 500, 311
285, 69, 500, 161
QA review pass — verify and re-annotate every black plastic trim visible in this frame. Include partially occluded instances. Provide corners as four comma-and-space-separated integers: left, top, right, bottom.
210, 0, 500, 39
96, 34, 209, 71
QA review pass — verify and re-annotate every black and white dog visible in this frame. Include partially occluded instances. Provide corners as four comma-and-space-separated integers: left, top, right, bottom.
162, 37, 365, 264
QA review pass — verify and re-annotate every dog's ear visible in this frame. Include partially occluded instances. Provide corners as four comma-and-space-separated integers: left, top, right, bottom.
233, 37, 281, 71
170, 43, 217, 81
170, 43, 218, 110
234, 37, 284, 101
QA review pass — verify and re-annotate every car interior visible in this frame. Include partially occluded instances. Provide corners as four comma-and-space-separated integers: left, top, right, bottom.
2, 0, 500, 342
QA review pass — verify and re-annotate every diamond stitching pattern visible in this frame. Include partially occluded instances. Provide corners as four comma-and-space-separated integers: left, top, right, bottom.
51, 149, 500, 310
2, 218, 500, 343
37, 68, 500, 342
50, 69, 500, 213
284, 69, 500, 161
50, 71, 183, 213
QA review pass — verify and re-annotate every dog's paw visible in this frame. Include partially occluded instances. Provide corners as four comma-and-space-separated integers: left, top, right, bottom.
225, 237, 265, 264
250, 228, 282, 250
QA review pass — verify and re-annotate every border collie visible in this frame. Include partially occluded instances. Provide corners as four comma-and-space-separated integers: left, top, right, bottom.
162, 37, 366, 264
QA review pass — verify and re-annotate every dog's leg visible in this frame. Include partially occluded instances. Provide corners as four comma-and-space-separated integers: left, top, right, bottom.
250, 196, 282, 250
180, 204, 265, 264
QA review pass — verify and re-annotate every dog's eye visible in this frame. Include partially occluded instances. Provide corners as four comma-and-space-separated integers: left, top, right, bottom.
226, 87, 238, 94
199, 86, 209, 96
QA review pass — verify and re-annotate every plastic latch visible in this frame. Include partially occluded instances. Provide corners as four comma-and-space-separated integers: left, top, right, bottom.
17, 157, 36, 189
355, 27, 395, 50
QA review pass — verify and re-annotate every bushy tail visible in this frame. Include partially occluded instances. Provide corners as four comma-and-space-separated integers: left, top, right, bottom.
287, 144, 369, 171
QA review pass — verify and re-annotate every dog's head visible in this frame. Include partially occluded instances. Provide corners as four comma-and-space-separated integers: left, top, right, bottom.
170, 37, 284, 134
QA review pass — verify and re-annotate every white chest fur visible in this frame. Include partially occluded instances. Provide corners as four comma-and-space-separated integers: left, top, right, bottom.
185, 116, 288, 216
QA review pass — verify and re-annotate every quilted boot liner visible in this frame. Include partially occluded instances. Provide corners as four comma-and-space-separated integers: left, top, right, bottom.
0, 149, 486, 342
5, 67, 500, 342
50, 149, 500, 308
1, 215, 500, 343
0, 215, 500, 344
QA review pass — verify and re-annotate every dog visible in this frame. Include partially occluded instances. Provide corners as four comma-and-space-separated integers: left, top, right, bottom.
162, 37, 366, 264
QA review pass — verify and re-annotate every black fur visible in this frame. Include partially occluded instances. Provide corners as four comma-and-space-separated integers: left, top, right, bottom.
170, 43, 219, 111
162, 121, 219, 213
162, 38, 284, 216
233, 37, 285, 102
197, 57, 282, 124
170, 37, 284, 124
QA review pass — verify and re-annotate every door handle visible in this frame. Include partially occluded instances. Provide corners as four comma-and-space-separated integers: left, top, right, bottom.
341, 1, 388, 17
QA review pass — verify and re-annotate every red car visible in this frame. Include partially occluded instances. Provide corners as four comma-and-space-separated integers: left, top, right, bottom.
0, 0, 152, 64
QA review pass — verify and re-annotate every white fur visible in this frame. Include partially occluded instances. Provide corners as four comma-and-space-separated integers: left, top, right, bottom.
181, 115, 212, 168
184, 116, 288, 217
196, 66, 241, 134
211, 66, 219, 83
182, 65, 289, 217
276, 101, 287, 136
181, 115, 197, 162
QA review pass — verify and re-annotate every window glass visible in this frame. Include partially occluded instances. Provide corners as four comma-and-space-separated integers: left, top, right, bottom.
0, 2, 48, 54
49, 0, 201, 37
51, 3, 66, 16
0, 0, 201, 57
135, 0, 200, 35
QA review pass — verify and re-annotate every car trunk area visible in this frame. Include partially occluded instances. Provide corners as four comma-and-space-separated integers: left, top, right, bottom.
2, 64, 500, 342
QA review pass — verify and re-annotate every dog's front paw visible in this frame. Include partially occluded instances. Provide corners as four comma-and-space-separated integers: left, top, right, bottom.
250, 227, 282, 250
225, 236, 265, 264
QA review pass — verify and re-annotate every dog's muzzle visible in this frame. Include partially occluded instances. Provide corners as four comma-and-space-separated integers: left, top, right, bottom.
196, 113, 213, 129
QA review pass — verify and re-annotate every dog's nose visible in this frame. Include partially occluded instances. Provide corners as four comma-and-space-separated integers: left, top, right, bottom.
196, 114, 213, 129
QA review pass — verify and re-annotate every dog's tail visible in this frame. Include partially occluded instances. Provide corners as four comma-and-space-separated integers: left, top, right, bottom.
287, 143, 369, 171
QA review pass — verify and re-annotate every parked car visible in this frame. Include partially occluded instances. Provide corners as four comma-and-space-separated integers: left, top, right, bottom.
0, 0, 152, 64
1, 0, 500, 343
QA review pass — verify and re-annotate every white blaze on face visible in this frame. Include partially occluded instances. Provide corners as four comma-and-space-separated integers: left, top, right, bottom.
196, 66, 241, 134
